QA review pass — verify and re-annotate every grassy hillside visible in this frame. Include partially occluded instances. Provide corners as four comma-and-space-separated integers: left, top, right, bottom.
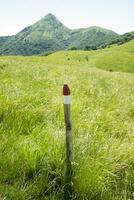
0, 42, 134, 200
45, 40, 134, 73
68, 26, 117, 49
104, 31, 134, 48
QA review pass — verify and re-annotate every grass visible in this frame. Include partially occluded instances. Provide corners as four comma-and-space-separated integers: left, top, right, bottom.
0, 41, 134, 200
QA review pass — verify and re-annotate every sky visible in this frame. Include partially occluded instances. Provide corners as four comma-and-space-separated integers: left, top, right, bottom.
0, 0, 134, 36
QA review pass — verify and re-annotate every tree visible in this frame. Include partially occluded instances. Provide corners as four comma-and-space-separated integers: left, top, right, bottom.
84, 45, 97, 51
69, 46, 77, 50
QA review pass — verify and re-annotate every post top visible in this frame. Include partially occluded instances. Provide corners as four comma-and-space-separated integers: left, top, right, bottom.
63, 84, 70, 95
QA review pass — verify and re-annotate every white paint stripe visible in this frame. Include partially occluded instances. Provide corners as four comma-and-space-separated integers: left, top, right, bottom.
64, 95, 71, 104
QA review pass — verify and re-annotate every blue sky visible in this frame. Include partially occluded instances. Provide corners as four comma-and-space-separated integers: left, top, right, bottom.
0, 0, 134, 36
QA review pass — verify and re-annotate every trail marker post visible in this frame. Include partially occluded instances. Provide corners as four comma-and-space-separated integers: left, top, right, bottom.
63, 84, 73, 199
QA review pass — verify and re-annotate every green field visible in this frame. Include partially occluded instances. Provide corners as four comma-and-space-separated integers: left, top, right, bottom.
0, 40, 134, 200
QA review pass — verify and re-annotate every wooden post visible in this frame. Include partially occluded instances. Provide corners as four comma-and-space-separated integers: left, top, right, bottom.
63, 84, 73, 199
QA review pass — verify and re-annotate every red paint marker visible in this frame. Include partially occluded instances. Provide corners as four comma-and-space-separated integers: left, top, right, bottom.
63, 84, 71, 104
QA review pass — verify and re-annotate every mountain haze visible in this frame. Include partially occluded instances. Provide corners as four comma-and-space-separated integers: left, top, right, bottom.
0, 13, 133, 55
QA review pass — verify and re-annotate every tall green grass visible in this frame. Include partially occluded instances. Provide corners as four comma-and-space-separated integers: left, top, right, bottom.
0, 41, 134, 200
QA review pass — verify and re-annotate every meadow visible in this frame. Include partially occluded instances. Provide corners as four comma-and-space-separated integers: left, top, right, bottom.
0, 40, 134, 200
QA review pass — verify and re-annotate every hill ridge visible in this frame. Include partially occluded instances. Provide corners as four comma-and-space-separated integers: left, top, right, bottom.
0, 13, 133, 55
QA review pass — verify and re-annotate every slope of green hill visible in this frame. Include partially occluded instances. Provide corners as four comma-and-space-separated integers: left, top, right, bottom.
104, 31, 134, 48
45, 40, 134, 73
0, 41, 134, 200
69, 26, 117, 49
95, 40, 134, 72
0, 36, 11, 46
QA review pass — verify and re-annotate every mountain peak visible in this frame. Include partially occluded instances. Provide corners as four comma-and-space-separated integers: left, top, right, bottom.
44, 13, 58, 21
32, 13, 62, 30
